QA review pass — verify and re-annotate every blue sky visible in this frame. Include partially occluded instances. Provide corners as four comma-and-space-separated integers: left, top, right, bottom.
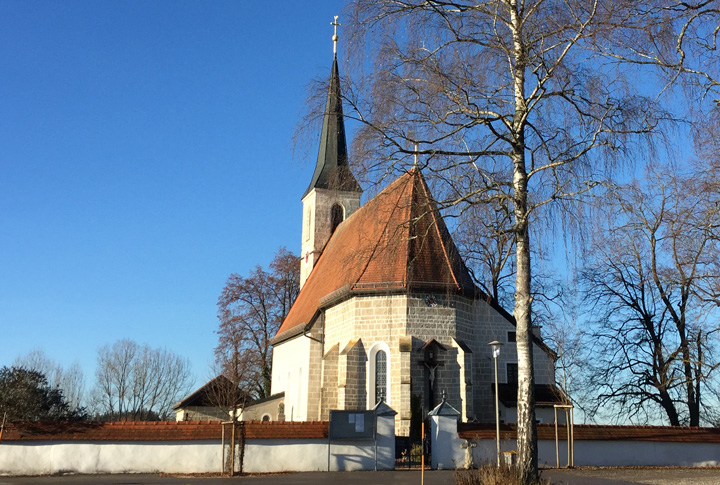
0, 1, 349, 387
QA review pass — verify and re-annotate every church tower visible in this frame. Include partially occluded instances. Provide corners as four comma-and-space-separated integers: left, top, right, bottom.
300, 21, 362, 288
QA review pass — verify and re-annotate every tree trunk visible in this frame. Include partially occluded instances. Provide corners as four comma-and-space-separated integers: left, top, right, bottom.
658, 386, 680, 426
678, 325, 699, 426
510, 1, 538, 482
513, 176, 538, 483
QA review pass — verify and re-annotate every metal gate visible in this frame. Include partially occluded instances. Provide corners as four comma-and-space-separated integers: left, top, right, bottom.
395, 432, 430, 469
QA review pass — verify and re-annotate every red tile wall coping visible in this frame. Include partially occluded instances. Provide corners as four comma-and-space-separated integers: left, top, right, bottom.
457, 423, 720, 443
1, 421, 329, 442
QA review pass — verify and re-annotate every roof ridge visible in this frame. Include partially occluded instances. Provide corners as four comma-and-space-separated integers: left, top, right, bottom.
413, 171, 461, 291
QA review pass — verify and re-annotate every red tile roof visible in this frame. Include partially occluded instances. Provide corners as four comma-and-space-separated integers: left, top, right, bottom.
458, 422, 720, 443
2, 421, 329, 441
274, 169, 477, 342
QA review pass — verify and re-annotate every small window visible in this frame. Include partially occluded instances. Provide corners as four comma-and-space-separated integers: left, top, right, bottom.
262, 414, 271, 422
331, 204, 344, 234
507, 331, 516, 342
507, 363, 518, 383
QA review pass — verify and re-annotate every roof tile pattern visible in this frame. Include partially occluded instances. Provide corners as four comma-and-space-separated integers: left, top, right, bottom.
458, 422, 720, 443
2, 421, 329, 441
275, 169, 476, 341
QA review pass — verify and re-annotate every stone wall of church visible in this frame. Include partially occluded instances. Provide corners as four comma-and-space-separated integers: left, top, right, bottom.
406, 294, 467, 427
306, 324, 325, 421
321, 294, 409, 433
457, 297, 557, 423
320, 343, 339, 420
338, 339, 367, 409
315, 291, 558, 435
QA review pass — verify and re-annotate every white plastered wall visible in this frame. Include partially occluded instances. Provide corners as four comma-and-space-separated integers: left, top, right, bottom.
271, 334, 311, 421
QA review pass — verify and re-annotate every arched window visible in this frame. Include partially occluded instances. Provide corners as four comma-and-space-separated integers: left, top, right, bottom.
375, 350, 387, 404
368, 341, 391, 408
261, 414, 271, 422
330, 204, 344, 234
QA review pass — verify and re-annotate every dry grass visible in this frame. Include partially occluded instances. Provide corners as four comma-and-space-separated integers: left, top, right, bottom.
454, 464, 551, 485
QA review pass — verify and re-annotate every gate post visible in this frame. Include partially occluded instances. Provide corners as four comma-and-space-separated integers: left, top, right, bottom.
373, 400, 397, 470
428, 398, 462, 469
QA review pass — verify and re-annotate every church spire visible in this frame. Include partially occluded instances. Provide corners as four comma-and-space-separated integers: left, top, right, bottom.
302, 18, 362, 198
299, 18, 363, 289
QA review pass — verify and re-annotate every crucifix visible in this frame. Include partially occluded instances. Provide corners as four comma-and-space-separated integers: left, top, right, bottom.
424, 361, 439, 391
331, 15, 341, 54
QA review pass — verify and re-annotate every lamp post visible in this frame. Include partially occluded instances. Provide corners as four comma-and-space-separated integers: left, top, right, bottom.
488, 340, 503, 467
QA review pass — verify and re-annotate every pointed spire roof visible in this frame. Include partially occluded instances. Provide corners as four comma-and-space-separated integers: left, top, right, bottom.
303, 54, 362, 198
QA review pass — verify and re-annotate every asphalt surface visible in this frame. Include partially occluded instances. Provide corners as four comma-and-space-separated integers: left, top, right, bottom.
0, 468, 719, 485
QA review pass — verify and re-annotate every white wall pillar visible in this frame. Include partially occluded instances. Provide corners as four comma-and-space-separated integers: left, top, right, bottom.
428, 399, 463, 469
373, 400, 397, 470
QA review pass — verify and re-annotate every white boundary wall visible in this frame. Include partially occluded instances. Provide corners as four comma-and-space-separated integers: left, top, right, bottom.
0, 441, 219, 475
0, 437, 394, 476
0, 413, 396, 476
430, 414, 720, 469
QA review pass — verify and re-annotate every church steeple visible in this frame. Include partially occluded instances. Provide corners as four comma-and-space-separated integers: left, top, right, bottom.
300, 18, 363, 288
302, 21, 361, 198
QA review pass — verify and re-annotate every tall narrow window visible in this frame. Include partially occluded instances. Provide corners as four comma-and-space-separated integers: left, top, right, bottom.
330, 204, 344, 234
507, 363, 518, 383
375, 350, 387, 404
368, 341, 391, 408
304, 208, 311, 241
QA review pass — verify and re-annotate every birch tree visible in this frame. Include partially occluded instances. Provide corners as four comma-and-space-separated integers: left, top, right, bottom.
339, 1, 720, 481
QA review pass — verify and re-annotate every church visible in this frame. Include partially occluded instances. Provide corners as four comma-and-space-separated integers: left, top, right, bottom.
268, 35, 562, 437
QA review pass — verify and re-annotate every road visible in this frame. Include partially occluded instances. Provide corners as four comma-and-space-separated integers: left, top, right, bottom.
0, 468, 719, 485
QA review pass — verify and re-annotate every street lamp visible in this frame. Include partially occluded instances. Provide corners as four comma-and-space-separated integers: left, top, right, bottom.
488, 340, 503, 467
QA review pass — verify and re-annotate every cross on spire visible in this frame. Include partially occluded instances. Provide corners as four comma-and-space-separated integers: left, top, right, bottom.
331, 15, 341, 54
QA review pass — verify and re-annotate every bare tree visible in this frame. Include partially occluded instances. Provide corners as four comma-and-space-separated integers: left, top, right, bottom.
14, 349, 85, 413
581, 164, 720, 426
338, 1, 711, 480
454, 201, 516, 306
541, 290, 590, 410
91, 339, 193, 421
216, 247, 299, 400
